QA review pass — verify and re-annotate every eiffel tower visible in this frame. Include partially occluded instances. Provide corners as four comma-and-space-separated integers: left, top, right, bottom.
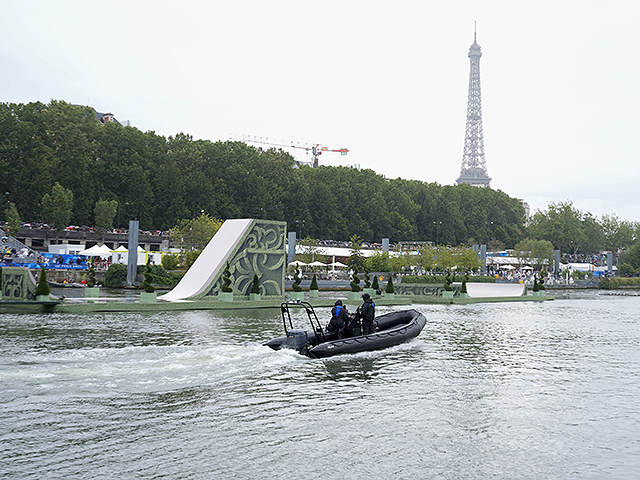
457, 27, 491, 187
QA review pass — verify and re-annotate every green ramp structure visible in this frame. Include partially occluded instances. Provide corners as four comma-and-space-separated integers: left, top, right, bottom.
160, 219, 286, 302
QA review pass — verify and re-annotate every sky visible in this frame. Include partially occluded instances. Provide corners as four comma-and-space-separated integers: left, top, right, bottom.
2, 1, 639, 222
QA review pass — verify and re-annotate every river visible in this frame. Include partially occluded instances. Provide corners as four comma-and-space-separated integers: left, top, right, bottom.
1, 290, 639, 479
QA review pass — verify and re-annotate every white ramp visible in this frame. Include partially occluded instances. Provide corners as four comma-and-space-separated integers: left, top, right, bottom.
464, 283, 526, 297
160, 219, 253, 302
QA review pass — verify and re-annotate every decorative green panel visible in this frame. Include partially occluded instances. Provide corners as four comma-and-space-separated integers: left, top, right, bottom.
191, 220, 286, 300
395, 283, 460, 297
2, 267, 37, 300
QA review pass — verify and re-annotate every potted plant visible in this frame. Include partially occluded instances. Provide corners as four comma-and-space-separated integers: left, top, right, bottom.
250, 274, 261, 301
348, 266, 362, 302
85, 259, 100, 299
538, 276, 546, 296
460, 273, 469, 298
290, 268, 304, 301
219, 262, 234, 302
140, 260, 157, 303
363, 265, 375, 296
385, 275, 395, 299
372, 274, 380, 294
442, 271, 454, 298
35, 266, 50, 301
532, 276, 540, 296
309, 273, 319, 299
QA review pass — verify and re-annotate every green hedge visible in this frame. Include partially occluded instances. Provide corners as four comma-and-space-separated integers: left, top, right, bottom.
598, 277, 640, 290
401, 275, 496, 284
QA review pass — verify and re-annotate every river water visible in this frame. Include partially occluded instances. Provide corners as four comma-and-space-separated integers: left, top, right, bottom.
1, 290, 640, 479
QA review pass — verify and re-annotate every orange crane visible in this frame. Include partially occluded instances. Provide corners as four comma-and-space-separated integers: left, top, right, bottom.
236, 134, 348, 168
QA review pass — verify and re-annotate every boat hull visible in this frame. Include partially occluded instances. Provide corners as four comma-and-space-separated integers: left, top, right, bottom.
265, 309, 426, 358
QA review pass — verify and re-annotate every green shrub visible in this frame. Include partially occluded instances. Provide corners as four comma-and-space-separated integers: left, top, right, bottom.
145, 264, 182, 286
162, 253, 179, 271
350, 266, 361, 292
292, 268, 302, 292
105, 264, 128, 288
87, 260, 97, 288
251, 274, 260, 294
35, 266, 50, 296
142, 259, 155, 293
372, 275, 380, 290
309, 274, 318, 291
222, 262, 233, 293
443, 272, 453, 292
599, 277, 640, 289
461, 274, 468, 294
385, 276, 394, 294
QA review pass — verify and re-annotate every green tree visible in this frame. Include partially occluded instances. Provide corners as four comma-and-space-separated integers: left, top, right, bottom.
600, 214, 635, 252
367, 250, 391, 272
456, 246, 482, 272
169, 213, 223, 252
527, 201, 584, 253
5, 202, 21, 234
514, 239, 554, 270
347, 234, 366, 272
41, 182, 74, 232
94, 199, 118, 235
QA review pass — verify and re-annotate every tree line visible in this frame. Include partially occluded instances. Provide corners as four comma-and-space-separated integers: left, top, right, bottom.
0, 100, 526, 246
1, 100, 638, 273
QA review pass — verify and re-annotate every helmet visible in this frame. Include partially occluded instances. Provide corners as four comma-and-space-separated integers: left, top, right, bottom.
362, 293, 370, 300
334, 300, 343, 306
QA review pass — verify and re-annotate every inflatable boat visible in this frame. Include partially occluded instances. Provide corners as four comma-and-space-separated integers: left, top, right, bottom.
265, 301, 426, 358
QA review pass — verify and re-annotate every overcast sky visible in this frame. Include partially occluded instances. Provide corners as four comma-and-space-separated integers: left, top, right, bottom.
2, 1, 639, 222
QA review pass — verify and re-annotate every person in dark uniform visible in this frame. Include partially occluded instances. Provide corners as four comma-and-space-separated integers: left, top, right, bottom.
328, 300, 351, 339
360, 293, 376, 335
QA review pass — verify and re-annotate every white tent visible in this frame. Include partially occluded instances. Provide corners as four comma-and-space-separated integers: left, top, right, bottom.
329, 261, 348, 268
79, 244, 111, 257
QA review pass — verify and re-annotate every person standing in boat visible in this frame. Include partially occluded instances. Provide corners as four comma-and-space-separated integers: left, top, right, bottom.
328, 300, 351, 339
360, 293, 376, 335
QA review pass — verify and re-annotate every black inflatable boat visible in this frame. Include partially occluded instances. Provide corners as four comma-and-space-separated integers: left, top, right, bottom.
265, 301, 426, 358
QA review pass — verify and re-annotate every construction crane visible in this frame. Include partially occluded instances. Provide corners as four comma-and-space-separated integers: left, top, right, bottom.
235, 134, 348, 168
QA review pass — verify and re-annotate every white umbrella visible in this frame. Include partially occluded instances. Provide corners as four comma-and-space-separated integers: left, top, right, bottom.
288, 260, 308, 267
308, 261, 327, 267
521, 265, 534, 270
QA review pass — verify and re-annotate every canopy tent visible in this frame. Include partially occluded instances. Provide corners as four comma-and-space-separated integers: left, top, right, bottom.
329, 261, 348, 268
113, 245, 145, 252
78, 244, 112, 257
521, 266, 534, 270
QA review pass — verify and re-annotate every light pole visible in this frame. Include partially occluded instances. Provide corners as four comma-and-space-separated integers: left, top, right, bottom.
433, 221, 441, 245
485, 221, 494, 248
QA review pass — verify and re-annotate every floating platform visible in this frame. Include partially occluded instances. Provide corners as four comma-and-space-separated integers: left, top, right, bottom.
0, 292, 553, 314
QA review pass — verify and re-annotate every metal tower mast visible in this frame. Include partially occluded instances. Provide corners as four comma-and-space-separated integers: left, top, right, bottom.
457, 26, 491, 187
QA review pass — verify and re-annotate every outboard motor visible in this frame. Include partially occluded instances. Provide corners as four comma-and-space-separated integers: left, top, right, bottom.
285, 329, 308, 351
